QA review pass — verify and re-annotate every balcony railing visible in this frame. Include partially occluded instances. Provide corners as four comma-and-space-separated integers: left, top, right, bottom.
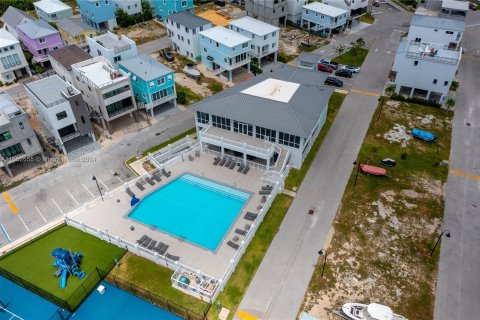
406, 40, 459, 65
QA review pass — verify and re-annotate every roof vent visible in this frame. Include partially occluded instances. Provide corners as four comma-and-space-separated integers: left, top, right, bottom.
67, 86, 75, 96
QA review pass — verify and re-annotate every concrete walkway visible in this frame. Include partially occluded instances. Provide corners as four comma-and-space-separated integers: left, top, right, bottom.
236, 5, 410, 319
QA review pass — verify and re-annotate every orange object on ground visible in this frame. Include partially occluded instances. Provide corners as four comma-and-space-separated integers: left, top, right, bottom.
359, 164, 387, 176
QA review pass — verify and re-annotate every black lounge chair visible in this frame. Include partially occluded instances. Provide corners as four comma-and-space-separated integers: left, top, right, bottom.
244, 212, 257, 221
242, 166, 250, 174
147, 240, 157, 250
225, 158, 232, 167
161, 168, 171, 177
145, 177, 155, 186
227, 241, 239, 250
259, 190, 271, 195
228, 160, 236, 169
126, 187, 135, 197
136, 181, 145, 191
235, 228, 246, 236
166, 253, 180, 261
213, 157, 221, 165
219, 157, 227, 166
140, 237, 152, 247
261, 185, 273, 191
237, 164, 245, 172
136, 235, 147, 244
157, 243, 169, 255
152, 173, 162, 182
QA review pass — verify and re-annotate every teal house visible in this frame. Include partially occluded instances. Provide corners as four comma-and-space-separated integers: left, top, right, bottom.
119, 53, 176, 116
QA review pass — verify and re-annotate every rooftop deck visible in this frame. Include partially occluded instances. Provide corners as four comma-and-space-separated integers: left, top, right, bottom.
406, 40, 460, 64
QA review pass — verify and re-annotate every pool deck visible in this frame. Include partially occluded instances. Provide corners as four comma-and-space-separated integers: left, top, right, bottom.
70, 153, 265, 278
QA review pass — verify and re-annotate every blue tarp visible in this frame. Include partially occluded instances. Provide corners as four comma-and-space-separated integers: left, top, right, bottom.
411, 128, 436, 141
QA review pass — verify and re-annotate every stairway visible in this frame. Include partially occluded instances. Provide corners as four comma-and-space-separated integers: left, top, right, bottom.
273, 147, 289, 172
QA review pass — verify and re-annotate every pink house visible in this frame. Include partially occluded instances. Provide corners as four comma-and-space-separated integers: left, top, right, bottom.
16, 19, 64, 65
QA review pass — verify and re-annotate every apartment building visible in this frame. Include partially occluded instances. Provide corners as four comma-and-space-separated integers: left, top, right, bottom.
77, 0, 118, 31
148, 0, 194, 21
301, 2, 348, 36
245, 0, 287, 26
0, 28, 31, 83
33, 0, 73, 23
49, 45, 93, 85
88, 31, 137, 68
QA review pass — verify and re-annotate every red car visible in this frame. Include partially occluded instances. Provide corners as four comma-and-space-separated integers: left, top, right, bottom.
317, 63, 333, 73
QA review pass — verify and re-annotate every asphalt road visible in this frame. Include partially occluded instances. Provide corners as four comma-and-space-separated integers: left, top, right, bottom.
236, 4, 411, 319
137, 36, 172, 54
434, 12, 480, 319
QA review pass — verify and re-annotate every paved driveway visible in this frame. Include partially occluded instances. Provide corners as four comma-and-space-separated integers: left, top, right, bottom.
236, 4, 411, 319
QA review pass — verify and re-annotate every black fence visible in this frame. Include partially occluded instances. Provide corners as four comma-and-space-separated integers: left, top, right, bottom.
102, 270, 211, 320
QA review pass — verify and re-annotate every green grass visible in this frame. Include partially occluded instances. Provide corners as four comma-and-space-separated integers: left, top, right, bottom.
360, 13, 375, 24
332, 48, 369, 67
277, 51, 297, 63
0, 225, 125, 305
109, 252, 209, 316
176, 84, 203, 106
207, 81, 224, 95
298, 43, 321, 52
125, 127, 196, 165
208, 194, 294, 320
285, 92, 347, 190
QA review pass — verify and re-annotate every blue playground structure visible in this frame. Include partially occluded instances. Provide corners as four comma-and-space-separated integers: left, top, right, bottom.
51, 248, 86, 289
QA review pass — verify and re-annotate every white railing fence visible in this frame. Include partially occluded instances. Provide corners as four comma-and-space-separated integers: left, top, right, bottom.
202, 148, 267, 170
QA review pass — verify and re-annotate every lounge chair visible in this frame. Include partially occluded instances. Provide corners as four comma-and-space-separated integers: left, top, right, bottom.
145, 177, 155, 186
166, 253, 180, 261
140, 237, 152, 247
244, 212, 258, 221
188, 154, 194, 161
147, 240, 157, 250
235, 228, 246, 236
219, 157, 227, 166
161, 168, 171, 177
152, 172, 162, 182
157, 243, 169, 255
242, 166, 250, 174
227, 241, 239, 250
213, 157, 221, 165
259, 190, 271, 195
261, 185, 273, 191
136, 181, 145, 191
136, 235, 147, 244
228, 160, 236, 169
126, 187, 135, 197
225, 158, 232, 167
237, 164, 245, 172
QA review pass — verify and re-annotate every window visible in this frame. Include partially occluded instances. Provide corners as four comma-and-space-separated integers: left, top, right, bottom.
233, 121, 253, 136
433, 79, 437, 84
234, 53, 247, 64
56, 111, 68, 120
27, 138, 31, 146
113, 56, 121, 63
1, 54, 21, 69
434, 29, 438, 32
39, 37, 45, 43
88, 86, 92, 91
216, 42, 219, 48
149, 82, 154, 88
0, 143, 23, 159
446, 31, 454, 35
96, 2, 99, 7
251, 44, 255, 49
272, 43, 276, 48
272, 31, 276, 37
444, 81, 448, 86
105, 0, 109, 4
242, 42, 248, 48
413, 60, 418, 66
187, 39, 190, 45
81, 116, 86, 124
185, 27, 189, 33
97, 49, 102, 56
103, 85, 130, 99
19, 122, 24, 129
182, 0, 187, 6
196, 111, 209, 124
0, 131, 12, 142
279, 132, 300, 148
157, 77, 165, 86
151, 88, 169, 101
252, 33, 255, 39
212, 115, 230, 130
256, 126, 276, 142
306, 9, 309, 14
203, 48, 207, 53
176, 22, 180, 29
264, 35, 267, 40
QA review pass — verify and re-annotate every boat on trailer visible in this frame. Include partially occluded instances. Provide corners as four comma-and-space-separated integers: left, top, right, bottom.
341, 303, 407, 320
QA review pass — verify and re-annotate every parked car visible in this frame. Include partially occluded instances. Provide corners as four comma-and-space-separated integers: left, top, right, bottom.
160, 49, 175, 61
318, 63, 334, 73
320, 59, 339, 70
325, 76, 343, 87
335, 69, 353, 78
342, 65, 361, 73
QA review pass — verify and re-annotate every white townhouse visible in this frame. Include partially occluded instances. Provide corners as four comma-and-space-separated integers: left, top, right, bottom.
113, 0, 142, 16
0, 28, 31, 83
166, 11, 212, 61
301, 2, 348, 37
286, 0, 308, 24
87, 31, 137, 68
228, 16, 279, 67
407, 15, 465, 49
323, 0, 368, 26
0, 6, 34, 39
33, 0, 73, 22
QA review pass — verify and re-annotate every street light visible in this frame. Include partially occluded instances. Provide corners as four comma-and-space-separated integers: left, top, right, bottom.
92, 176, 103, 201
318, 249, 328, 277
430, 230, 451, 256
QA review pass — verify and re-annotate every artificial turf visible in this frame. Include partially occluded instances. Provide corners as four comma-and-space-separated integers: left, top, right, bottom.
0, 225, 125, 302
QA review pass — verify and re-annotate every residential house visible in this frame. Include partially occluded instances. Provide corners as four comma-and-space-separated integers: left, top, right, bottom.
390, 15, 463, 103
71, 56, 137, 133
245, 0, 287, 27
25, 75, 95, 154
48, 45, 92, 85
148, 0, 194, 21
0, 6, 34, 39
0, 92, 43, 177
113, 0, 142, 16
57, 17, 98, 48
323, 0, 368, 26
440, 0, 469, 20
88, 31, 137, 68
166, 11, 212, 61
191, 65, 332, 169
297, 52, 321, 70
33, 0, 73, 23
229, 16, 279, 66
200, 26, 251, 82
0, 28, 31, 83
17, 19, 64, 65
286, 0, 308, 24
119, 54, 176, 116
77, 0, 117, 31
301, 2, 348, 36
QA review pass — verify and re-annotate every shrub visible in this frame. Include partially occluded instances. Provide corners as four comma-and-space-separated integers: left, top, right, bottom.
176, 91, 186, 104
250, 64, 263, 75
449, 80, 459, 91
390, 93, 441, 108
385, 85, 396, 97
277, 52, 296, 63
401, 152, 408, 160
446, 98, 455, 109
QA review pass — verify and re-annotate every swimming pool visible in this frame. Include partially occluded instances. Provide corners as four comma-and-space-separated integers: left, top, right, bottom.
128, 173, 251, 251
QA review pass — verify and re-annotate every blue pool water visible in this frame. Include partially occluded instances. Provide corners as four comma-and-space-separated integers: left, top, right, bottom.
129, 173, 250, 251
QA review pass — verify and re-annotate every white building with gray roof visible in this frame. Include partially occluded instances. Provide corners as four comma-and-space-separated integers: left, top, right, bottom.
191, 65, 331, 169
166, 11, 212, 61
88, 31, 137, 69
0, 6, 34, 39
0, 28, 31, 83
33, 0, 73, 23
408, 15, 465, 50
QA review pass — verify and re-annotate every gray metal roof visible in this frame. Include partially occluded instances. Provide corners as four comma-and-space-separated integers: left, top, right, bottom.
410, 15, 465, 31
191, 65, 332, 138
48, 45, 92, 71
57, 17, 94, 37
17, 19, 58, 39
1, 6, 34, 28
119, 53, 173, 81
166, 11, 210, 29
25, 75, 79, 108
298, 52, 321, 64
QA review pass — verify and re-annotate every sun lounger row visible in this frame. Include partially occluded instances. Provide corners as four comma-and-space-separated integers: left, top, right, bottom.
244, 211, 258, 221
136, 235, 170, 256
237, 164, 250, 174
261, 185, 273, 191
259, 189, 271, 195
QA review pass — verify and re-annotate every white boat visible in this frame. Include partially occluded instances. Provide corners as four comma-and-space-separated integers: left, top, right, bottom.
341, 303, 407, 320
